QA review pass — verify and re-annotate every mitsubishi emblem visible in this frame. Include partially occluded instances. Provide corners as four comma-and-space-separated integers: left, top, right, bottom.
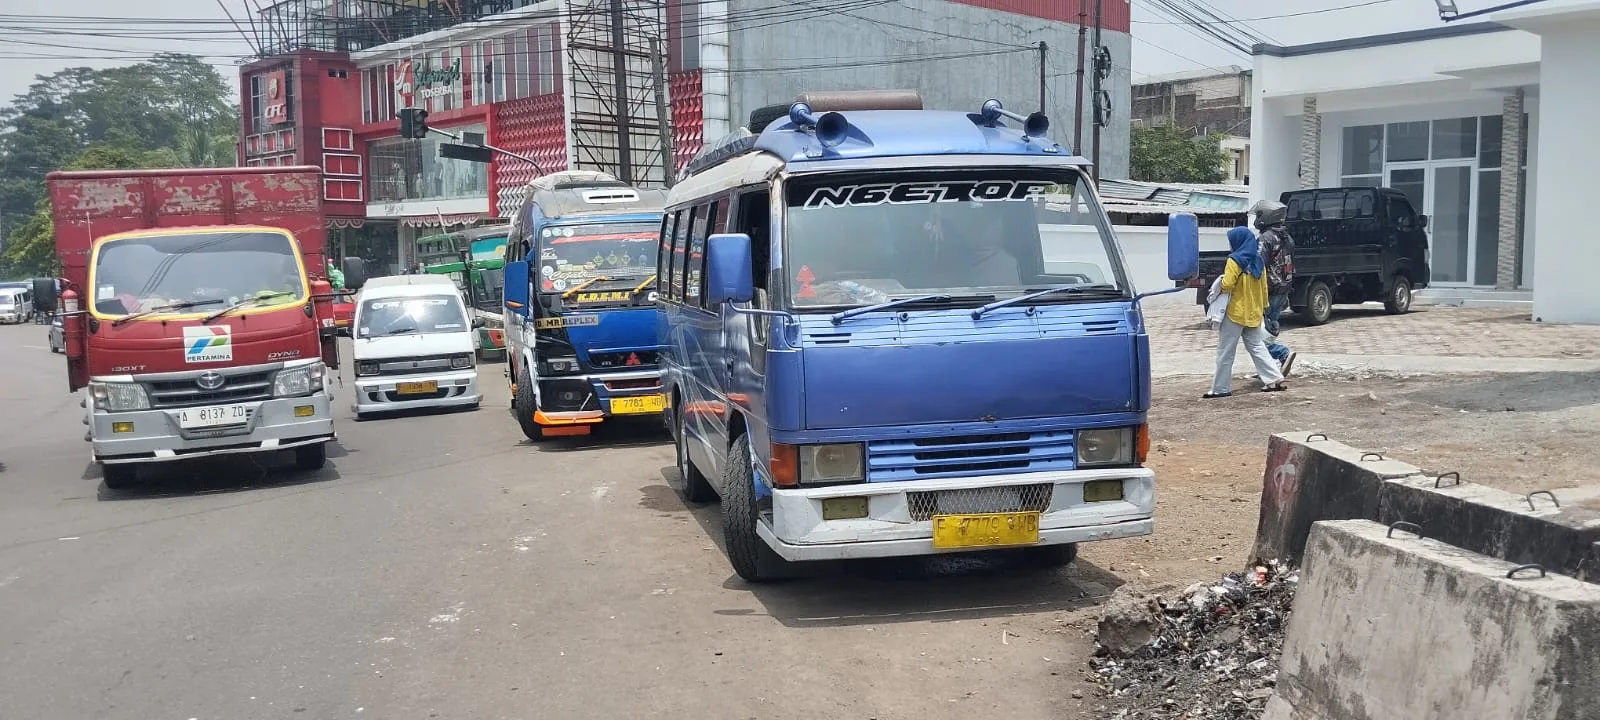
196, 371, 225, 390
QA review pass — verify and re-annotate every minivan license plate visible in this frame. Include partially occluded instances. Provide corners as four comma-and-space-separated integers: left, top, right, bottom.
177, 404, 250, 429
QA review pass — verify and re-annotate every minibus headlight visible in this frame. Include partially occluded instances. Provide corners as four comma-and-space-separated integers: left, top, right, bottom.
1077, 427, 1133, 467
800, 443, 865, 485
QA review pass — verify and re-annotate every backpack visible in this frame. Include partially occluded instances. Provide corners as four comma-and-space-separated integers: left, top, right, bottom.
1263, 228, 1295, 295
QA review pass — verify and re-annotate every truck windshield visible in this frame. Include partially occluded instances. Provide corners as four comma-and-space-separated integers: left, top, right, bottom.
536, 221, 658, 293
358, 295, 467, 336
91, 231, 305, 317
783, 168, 1126, 307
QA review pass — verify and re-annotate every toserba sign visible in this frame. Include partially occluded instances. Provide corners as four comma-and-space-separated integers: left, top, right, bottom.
413, 59, 462, 100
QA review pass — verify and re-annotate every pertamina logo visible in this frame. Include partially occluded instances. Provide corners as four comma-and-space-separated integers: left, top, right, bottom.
183, 326, 233, 364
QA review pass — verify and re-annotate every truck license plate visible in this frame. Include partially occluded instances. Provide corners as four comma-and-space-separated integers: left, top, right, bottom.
177, 403, 250, 429
931, 512, 1040, 549
609, 394, 664, 415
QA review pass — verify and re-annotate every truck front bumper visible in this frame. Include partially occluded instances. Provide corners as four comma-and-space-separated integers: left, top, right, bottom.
756, 467, 1155, 562
91, 394, 335, 464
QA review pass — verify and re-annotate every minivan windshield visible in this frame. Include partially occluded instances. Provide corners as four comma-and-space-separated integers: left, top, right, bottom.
783, 168, 1127, 308
535, 221, 659, 293
358, 294, 467, 337
90, 231, 305, 317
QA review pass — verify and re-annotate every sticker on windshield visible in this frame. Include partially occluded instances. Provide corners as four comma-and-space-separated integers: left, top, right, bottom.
802, 180, 1055, 208
535, 314, 600, 330
183, 325, 233, 364
575, 291, 631, 303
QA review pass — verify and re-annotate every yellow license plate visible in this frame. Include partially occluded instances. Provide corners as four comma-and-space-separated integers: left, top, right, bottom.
609, 394, 664, 415
396, 380, 438, 395
931, 512, 1041, 549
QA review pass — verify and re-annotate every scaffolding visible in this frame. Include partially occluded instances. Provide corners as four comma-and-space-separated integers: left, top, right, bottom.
252, 0, 516, 56
562, 0, 670, 187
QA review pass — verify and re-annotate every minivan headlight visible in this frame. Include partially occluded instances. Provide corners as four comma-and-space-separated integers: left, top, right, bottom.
450, 353, 474, 370
90, 382, 149, 412
1077, 427, 1133, 467
799, 443, 865, 485
273, 361, 325, 397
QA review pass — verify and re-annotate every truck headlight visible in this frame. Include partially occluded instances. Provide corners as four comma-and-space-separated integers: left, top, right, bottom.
1077, 427, 1134, 467
273, 361, 325, 397
90, 382, 149, 412
541, 356, 580, 374
450, 353, 474, 370
799, 443, 865, 485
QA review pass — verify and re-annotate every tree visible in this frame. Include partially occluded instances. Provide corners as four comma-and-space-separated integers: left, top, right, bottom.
1129, 124, 1228, 184
0, 53, 237, 276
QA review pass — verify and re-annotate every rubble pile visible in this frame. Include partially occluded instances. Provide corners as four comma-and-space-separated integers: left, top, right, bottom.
1087, 562, 1299, 720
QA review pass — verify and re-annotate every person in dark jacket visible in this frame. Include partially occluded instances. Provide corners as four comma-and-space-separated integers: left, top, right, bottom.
1252, 200, 1297, 377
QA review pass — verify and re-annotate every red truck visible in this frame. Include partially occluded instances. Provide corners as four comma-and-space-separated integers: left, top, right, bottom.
46, 166, 361, 488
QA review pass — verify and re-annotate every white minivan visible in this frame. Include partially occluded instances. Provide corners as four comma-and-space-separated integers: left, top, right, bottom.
0, 286, 33, 324
351, 275, 482, 418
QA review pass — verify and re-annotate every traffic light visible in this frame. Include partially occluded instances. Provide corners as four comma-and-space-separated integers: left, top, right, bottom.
398, 107, 429, 139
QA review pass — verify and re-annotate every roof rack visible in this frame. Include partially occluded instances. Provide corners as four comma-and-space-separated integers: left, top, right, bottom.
680, 128, 758, 180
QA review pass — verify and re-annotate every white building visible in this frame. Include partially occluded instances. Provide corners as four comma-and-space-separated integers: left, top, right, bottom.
1249, 1, 1600, 324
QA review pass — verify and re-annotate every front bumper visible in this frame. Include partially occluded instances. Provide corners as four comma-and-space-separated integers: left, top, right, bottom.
0, 312, 21, 323
756, 467, 1155, 562
354, 369, 479, 414
91, 393, 335, 464
535, 368, 662, 422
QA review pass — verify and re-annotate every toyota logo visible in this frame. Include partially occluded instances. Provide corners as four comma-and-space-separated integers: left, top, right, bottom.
196, 372, 225, 390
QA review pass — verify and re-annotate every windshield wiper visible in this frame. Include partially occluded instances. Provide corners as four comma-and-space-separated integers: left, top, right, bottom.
111, 298, 225, 327
971, 284, 1123, 319
386, 327, 419, 335
202, 290, 297, 324
830, 294, 999, 325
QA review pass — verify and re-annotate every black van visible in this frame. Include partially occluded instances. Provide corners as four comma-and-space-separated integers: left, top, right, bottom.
1193, 186, 1430, 325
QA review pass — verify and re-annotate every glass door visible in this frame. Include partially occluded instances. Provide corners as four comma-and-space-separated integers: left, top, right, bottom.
1386, 162, 1477, 285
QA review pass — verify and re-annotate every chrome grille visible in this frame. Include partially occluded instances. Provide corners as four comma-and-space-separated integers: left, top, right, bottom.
907, 484, 1054, 522
867, 431, 1075, 482
375, 355, 457, 376
145, 371, 273, 409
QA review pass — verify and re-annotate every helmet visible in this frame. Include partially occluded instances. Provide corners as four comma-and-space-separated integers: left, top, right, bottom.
1251, 200, 1287, 229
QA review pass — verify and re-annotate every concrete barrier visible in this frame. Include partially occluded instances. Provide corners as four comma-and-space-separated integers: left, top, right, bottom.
1264, 520, 1600, 720
1253, 432, 1600, 581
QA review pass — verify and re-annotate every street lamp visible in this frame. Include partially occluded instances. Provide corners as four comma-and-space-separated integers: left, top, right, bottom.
1435, 0, 1550, 22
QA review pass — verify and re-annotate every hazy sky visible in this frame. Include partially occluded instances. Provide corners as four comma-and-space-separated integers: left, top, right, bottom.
0, 0, 1487, 107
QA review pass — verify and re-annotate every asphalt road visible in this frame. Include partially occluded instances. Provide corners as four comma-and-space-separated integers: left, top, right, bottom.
0, 322, 1120, 719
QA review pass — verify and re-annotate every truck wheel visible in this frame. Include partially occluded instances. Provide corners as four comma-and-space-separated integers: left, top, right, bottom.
101, 463, 137, 490
1304, 280, 1334, 326
722, 436, 789, 583
1023, 543, 1078, 569
1384, 275, 1413, 315
674, 403, 717, 503
513, 363, 541, 442
295, 442, 327, 471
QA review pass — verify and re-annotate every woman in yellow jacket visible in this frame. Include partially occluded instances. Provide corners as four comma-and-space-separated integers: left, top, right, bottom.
1205, 227, 1287, 398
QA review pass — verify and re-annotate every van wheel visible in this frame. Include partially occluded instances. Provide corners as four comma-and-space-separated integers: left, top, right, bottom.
294, 442, 327, 471
1023, 543, 1078, 569
1304, 281, 1334, 326
513, 363, 541, 441
674, 403, 717, 503
101, 463, 137, 490
1384, 275, 1413, 314
722, 436, 789, 583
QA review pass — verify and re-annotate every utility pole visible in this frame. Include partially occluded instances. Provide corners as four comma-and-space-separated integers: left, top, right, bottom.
608, 0, 633, 183
650, 36, 675, 187
1091, 0, 1104, 179
1073, 0, 1088, 153
1036, 41, 1047, 114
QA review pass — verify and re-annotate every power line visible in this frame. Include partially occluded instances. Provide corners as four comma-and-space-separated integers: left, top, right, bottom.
1130, 0, 1396, 24
1139, 0, 1251, 57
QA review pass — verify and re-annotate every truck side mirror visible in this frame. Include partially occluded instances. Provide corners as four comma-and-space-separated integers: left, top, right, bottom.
471, 317, 485, 329
706, 233, 755, 305
1418, 215, 1429, 229
503, 260, 531, 316
1166, 212, 1200, 282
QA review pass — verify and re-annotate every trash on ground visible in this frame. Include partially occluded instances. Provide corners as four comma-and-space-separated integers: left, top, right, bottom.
1087, 561, 1298, 719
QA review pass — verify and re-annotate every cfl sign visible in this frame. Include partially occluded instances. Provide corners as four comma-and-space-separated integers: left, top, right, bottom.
262, 70, 289, 125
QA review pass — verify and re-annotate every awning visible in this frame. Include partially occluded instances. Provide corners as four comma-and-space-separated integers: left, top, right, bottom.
326, 218, 367, 229
400, 213, 486, 229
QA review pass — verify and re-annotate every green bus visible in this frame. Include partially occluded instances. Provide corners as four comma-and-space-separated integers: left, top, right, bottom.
416, 225, 511, 359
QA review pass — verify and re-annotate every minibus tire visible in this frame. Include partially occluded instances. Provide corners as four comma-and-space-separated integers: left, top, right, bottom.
722, 438, 789, 583
294, 442, 327, 471
101, 463, 137, 490
675, 406, 716, 503
513, 364, 540, 441
1024, 543, 1078, 569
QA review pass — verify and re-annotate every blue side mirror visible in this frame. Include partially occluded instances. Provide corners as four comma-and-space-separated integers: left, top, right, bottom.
1166, 212, 1200, 282
503, 260, 531, 316
705, 233, 754, 305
